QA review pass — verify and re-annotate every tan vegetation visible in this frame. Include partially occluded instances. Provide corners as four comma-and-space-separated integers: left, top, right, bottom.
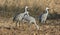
0, 0, 60, 13
0, 0, 60, 35
0, 17, 60, 35
0, 0, 60, 18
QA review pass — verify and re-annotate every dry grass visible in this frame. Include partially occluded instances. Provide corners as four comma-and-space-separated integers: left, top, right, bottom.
0, 0, 60, 18
0, 0, 60, 35
0, 0, 60, 14
0, 17, 60, 35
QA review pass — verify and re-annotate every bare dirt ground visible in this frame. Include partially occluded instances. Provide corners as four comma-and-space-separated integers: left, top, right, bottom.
0, 17, 60, 35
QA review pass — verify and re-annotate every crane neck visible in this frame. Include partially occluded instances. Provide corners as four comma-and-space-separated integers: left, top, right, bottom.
46, 9, 48, 14
24, 8, 29, 16
25, 8, 27, 12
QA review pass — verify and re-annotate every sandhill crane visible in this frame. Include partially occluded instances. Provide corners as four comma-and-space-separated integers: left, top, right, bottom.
24, 6, 29, 16
23, 15, 39, 30
39, 7, 49, 23
13, 6, 29, 27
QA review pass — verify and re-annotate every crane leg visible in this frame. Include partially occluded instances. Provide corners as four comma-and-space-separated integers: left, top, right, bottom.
16, 21, 18, 27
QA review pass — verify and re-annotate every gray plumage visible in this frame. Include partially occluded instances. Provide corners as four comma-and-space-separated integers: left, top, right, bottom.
23, 14, 39, 30
13, 6, 29, 27
39, 7, 49, 23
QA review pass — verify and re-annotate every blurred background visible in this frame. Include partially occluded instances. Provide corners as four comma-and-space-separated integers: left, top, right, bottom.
0, 0, 60, 18
0, 0, 60, 35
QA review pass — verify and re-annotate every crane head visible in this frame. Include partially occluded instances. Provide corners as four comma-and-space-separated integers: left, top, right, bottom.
46, 7, 49, 10
25, 6, 28, 9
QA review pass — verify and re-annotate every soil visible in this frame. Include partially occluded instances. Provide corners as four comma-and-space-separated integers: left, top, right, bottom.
0, 17, 60, 35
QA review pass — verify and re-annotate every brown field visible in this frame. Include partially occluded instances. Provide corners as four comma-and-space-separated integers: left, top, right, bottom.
0, 0, 60, 13
0, 16, 60, 35
0, 0, 60, 35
